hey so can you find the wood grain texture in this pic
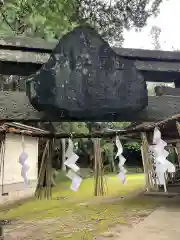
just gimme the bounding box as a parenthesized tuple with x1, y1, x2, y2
(0, 91, 180, 121)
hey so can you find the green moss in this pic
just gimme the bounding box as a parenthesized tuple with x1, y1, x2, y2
(0, 174, 159, 239)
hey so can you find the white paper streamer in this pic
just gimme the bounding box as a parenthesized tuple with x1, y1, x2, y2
(151, 128, 175, 192)
(115, 136, 127, 184)
(65, 138, 82, 191)
(19, 136, 29, 186)
(70, 175, 82, 192)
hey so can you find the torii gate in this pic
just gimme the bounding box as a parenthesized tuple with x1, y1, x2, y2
(0, 29, 180, 122)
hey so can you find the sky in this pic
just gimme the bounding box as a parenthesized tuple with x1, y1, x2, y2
(123, 0, 180, 50)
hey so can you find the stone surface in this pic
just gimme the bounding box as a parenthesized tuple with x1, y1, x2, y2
(26, 26, 148, 120)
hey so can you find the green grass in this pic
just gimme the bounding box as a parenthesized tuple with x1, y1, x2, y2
(0, 173, 159, 239)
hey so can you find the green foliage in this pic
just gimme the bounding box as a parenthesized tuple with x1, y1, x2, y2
(124, 142, 140, 152)
(0, 0, 163, 42)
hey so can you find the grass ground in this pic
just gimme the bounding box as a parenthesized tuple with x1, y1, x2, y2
(0, 173, 160, 240)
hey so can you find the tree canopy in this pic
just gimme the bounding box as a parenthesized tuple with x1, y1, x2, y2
(0, 0, 164, 43)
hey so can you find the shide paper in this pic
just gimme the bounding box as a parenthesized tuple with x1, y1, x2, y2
(151, 127, 175, 191)
(19, 151, 29, 186)
(65, 139, 82, 191)
(116, 136, 127, 184)
(70, 175, 82, 192)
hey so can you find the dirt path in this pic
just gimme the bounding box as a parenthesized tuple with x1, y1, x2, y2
(98, 199, 180, 240)
(3, 195, 180, 240)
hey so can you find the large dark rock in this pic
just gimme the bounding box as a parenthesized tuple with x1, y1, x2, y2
(26, 26, 148, 121)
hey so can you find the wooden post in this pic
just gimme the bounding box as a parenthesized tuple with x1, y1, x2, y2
(140, 132, 157, 192)
(35, 140, 49, 199)
(93, 138, 106, 196)
(0, 225, 3, 240)
(140, 144, 149, 191)
(175, 142, 180, 166)
(61, 139, 66, 171)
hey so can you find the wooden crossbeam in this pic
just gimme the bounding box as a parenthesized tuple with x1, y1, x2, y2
(155, 86, 180, 96)
(0, 49, 180, 76)
(1, 91, 180, 121)
(1, 37, 180, 62)
(1, 49, 179, 72)
(0, 37, 180, 77)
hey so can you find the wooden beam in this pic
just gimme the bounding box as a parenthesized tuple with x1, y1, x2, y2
(1, 49, 180, 71)
(0, 61, 41, 76)
(136, 96, 180, 121)
(154, 86, 180, 96)
(1, 91, 180, 121)
(1, 48, 180, 76)
(0, 49, 49, 64)
(114, 47, 180, 61)
(1, 37, 180, 62)
(0, 36, 180, 78)
(0, 37, 56, 51)
(135, 61, 180, 72)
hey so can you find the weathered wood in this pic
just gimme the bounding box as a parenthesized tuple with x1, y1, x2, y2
(135, 61, 180, 72)
(0, 49, 48, 63)
(166, 139, 180, 144)
(0, 49, 180, 72)
(155, 86, 180, 96)
(114, 47, 180, 61)
(175, 142, 180, 166)
(0, 61, 41, 76)
(0, 37, 56, 51)
(174, 80, 180, 88)
(137, 96, 180, 121)
(0, 91, 42, 120)
(140, 144, 150, 191)
(141, 132, 157, 192)
(2, 37, 180, 61)
(1, 49, 180, 72)
(0, 36, 180, 78)
(1, 92, 180, 121)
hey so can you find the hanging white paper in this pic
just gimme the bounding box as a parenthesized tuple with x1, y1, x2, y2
(19, 154, 29, 185)
(70, 175, 82, 192)
(65, 139, 74, 158)
(66, 169, 78, 180)
(65, 138, 83, 191)
(151, 127, 175, 192)
(118, 155, 126, 167)
(64, 153, 79, 167)
(164, 159, 175, 173)
(67, 163, 80, 172)
(118, 171, 127, 184)
(157, 171, 166, 185)
(115, 137, 123, 158)
(19, 151, 28, 165)
(115, 136, 127, 184)
(153, 127, 161, 144)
